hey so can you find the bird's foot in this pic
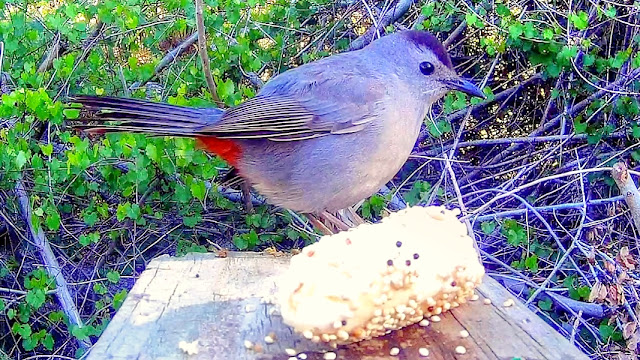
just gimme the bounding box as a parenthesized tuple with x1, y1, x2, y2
(306, 213, 334, 235)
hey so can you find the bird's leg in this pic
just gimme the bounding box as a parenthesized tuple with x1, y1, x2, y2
(341, 207, 365, 226)
(305, 213, 334, 235)
(240, 180, 254, 214)
(319, 211, 351, 232)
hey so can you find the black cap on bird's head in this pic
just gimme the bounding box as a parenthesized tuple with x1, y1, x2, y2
(400, 30, 485, 99)
(402, 30, 454, 70)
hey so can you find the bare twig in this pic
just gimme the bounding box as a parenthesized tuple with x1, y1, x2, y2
(443, 20, 467, 48)
(421, 131, 630, 155)
(612, 162, 640, 237)
(37, 33, 62, 73)
(460, 67, 640, 183)
(195, 0, 222, 105)
(15, 180, 90, 350)
(153, 32, 199, 77)
(349, 0, 418, 51)
(473, 196, 624, 221)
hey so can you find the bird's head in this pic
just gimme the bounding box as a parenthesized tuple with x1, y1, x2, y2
(370, 30, 485, 104)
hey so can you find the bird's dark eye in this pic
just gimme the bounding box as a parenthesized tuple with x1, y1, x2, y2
(419, 61, 434, 76)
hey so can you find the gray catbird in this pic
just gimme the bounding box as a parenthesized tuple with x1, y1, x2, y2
(70, 30, 484, 215)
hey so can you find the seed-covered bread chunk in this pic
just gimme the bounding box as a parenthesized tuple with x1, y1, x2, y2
(277, 206, 485, 345)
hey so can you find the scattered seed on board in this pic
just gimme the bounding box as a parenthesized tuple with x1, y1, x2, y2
(483, 298, 492, 305)
(245, 304, 257, 313)
(298, 353, 308, 359)
(243, 340, 253, 349)
(419, 319, 430, 327)
(264, 335, 274, 344)
(460, 330, 469, 338)
(470, 294, 479, 301)
(323, 352, 337, 360)
(418, 347, 430, 357)
(303, 330, 313, 339)
(455, 345, 467, 354)
(285, 348, 297, 356)
(503, 298, 515, 307)
(289, 357, 298, 360)
(430, 315, 441, 322)
(390, 347, 400, 356)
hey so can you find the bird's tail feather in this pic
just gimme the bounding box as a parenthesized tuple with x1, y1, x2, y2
(67, 95, 223, 136)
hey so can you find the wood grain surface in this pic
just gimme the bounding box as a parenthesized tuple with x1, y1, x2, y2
(87, 252, 589, 360)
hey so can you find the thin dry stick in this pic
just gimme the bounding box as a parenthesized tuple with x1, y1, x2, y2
(612, 162, 640, 240)
(349, 0, 417, 50)
(15, 180, 90, 350)
(151, 32, 199, 82)
(37, 33, 61, 73)
(467, 167, 615, 218)
(1, 40, 5, 73)
(195, 0, 222, 104)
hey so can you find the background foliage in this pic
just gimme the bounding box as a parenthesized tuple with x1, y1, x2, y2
(1, 0, 640, 358)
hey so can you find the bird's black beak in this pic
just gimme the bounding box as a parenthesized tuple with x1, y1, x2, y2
(444, 78, 486, 99)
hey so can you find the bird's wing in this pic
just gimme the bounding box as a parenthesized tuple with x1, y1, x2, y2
(202, 71, 387, 141)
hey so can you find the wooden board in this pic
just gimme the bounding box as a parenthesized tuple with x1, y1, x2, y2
(87, 252, 589, 360)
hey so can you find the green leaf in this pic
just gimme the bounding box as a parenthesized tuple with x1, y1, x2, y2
(538, 298, 553, 311)
(465, 13, 482, 28)
(79, 233, 100, 247)
(286, 228, 300, 241)
(145, 143, 159, 162)
(190, 181, 206, 201)
(524, 254, 539, 273)
(42, 333, 54, 350)
(176, 240, 207, 256)
(93, 283, 108, 295)
(183, 214, 202, 227)
(573, 118, 588, 134)
(22, 335, 39, 351)
(233, 234, 249, 250)
(71, 325, 89, 340)
(40, 143, 53, 156)
(508, 23, 523, 39)
(604, 6, 617, 18)
(583, 54, 595, 67)
(116, 203, 129, 222)
(481, 221, 496, 235)
(501, 219, 527, 246)
(45, 209, 61, 231)
(599, 323, 616, 342)
(577, 285, 591, 300)
(496, 4, 511, 17)
(126, 203, 141, 220)
(13, 322, 32, 338)
(83, 211, 99, 227)
(106, 270, 120, 284)
(63, 108, 80, 119)
(216, 79, 235, 101)
(428, 119, 452, 138)
(405, 181, 432, 206)
(26, 289, 46, 309)
(15, 150, 27, 169)
(113, 290, 127, 310)
(48, 311, 64, 323)
(570, 11, 589, 30)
